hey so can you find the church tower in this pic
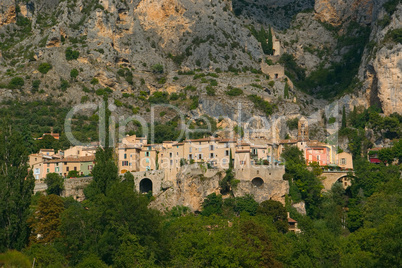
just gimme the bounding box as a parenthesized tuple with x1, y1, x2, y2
(298, 117, 309, 141)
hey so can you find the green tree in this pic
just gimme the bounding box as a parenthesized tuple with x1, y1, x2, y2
(45, 173, 64, 195)
(8, 77, 24, 89)
(267, 25, 274, 55)
(341, 105, 347, 129)
(67, 170, 80, 178)
(70, 68, 79, 79)
(27, 195, 65, 245)
(0, 125, 35, 252)
(65, 47, 80, 60)
(0, 250, 31, 268)
(38, 63, 52, 74)
(201, 193, 223, 216)
(378, 147, 395, 164)
(257, 200, 288, 233)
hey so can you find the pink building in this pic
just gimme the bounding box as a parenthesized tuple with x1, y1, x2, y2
(305, 141, 330, 166)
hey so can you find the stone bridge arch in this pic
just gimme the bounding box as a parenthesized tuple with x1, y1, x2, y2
(322, 172, 354, 191)
(131, 170, 165, 196)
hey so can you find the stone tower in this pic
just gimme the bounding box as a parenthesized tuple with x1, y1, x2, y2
(298, 117, 309, 141)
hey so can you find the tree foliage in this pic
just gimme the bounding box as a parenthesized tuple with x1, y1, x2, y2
(0, 125, 35, 252)
(45, 173, 64, 195)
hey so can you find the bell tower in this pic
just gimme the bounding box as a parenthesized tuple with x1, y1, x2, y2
(298, 117, 309, 141)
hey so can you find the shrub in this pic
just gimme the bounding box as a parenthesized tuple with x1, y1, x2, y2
(385, 28, 402, 44)
(158, 77, 166, 84)
(286, 118, 299, 130)
(184, 85, 197, 92)
(38, 63, 52, 74)
(225, 86, 243, 96)
(190, 96, 199, 110)
(8, 77, 24, 89)
(169, 93, 179, 101)
(114, 99, 123, 107)
(148, 91, 169, 104)
(70, 68, 79, 78)
(81, 96, 89, 103)
(248, 94, 274, 116)
(151, 64, 164, 74)
(32, 80, 41, 92)
(206, 86, 216, 96)
(90, 78, 99, 85)
(65, 47, 80, 60)
(60, 79, 69, 91)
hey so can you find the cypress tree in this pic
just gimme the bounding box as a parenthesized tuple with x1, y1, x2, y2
(341, 106, 347, 129)
(267, 25, 273, 55)
(0, 123, 35, 251)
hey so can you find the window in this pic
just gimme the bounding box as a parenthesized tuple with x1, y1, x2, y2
(225, 143, 229, 148)
(198, 147, 202, 152)
(35, 158, 37, 161)
(124, 154, 127, 159)
(225, 150, 229, 156)
(210, 145, 214, 151)
(170, 153, 173, 158)
(198, 154, 203, 160)
(47, 168, 49, 173)
(240, 161, 245, 165)
(146, 158, 149, 163)
(275, 73, 278, 79)
(341, 158, 346, 165)
(189, 147, 192, 153)
(145, 152, 150, 157)
(189, 154, 193, 159)
(210, 153, 214, 158)
(55, 167, 59, 172)
(47, 163, 50, 167)
(122, 161, 128, 166)
(316, 155, 320, 161)
(74, 167, 77, 171)
(222, 158, 228, 164)
(170, 160, 173, 165)
(66, 167, 70, 172)
(309, 155, 312, 161)
(89, 165, 93, 170)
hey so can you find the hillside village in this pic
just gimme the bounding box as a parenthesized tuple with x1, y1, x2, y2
(30, 116, 355, 201)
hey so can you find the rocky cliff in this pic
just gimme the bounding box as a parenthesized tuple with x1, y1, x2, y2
(0, 0, 400, 132)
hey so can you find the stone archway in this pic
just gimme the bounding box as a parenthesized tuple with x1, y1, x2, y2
(140, 178, 153, 194)
(252, 177, 264, 187)
(337, 175, 351, 189)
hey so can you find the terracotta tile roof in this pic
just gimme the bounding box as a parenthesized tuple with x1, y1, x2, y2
(279, 140, 298, 144)
(288, 218, 297, 223)
(368, 147, 382, 151)
(45, 155, 95, 163)
(236, 150, 250, 153)
(306, 141, 328, 147)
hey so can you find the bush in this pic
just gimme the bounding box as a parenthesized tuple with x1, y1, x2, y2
(225, 86, 243, 96)
(114, 99, 123, 107)
(60, 79, 69, 91)
(8, 77, 24, 89)
(286, 118, 299, 130)
(189, 96, 199, 110)
(184, 85, 197, 92)
(206, 86, 216, 96)
(385, 28, 402, 44)
(70, 68, 79, 78)
(151, 64, 164, 74)
(148, 91, 169, 104)
(32, 80, 41, 92)
(65, 47, 80, 60)
(90, 78, 99, 85)
(248, 94, 274, 116)
(38, 63, 52, 74)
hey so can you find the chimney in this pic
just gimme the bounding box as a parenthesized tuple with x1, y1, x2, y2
(287, 212, 290, 218)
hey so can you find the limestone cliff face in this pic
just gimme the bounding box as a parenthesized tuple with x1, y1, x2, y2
(0, 0, 16, 26)
(150, 165, 289, 213)
(359, 3, 402, 115)
(314, 0, 387, 26)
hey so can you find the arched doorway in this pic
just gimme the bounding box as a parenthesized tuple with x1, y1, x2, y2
(140, 178, 153, 194)
(252, 177, 264, 187)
